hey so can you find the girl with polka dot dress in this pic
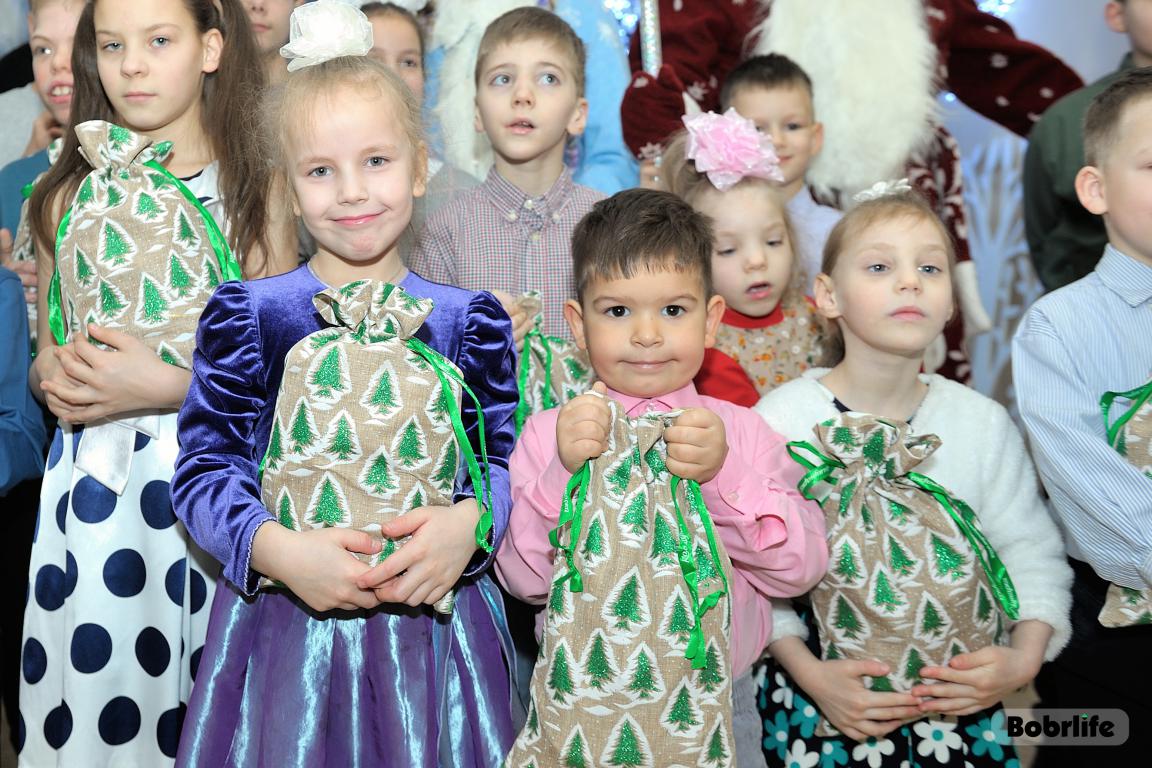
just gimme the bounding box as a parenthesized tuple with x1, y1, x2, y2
(19, 1, 285, 765)
(662, 109, 825, 409)
(170, 3, 518, 765)
(752, 190, 1071, 767)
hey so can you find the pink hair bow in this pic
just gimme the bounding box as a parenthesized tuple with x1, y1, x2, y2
(683, 108, 784, 191)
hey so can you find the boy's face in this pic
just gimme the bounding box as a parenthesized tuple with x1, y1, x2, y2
(244, 0, 303, 58)
(564, 264, 724, 398)
(727, 85, 823, 195)
(1077, 96, 1152, 265)
(474, 37, 588, 167)
(29, 0, 82, 126)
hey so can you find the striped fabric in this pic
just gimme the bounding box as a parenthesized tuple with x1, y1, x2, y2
(410, 166, 604, 339)
(1012, 245, 1152, 589)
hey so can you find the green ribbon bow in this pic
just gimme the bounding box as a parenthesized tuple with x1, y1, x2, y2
(786, 439, 1020, 621)
(1101, 380, 1152, 457)
(46, 159, 241, 348)
(550, 444, 729, 669)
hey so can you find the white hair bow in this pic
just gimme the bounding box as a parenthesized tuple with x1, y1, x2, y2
(852, 178, 914, 204)
(280, 0, 374, 73)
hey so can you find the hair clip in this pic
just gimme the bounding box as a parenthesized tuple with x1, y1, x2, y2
(852, 178, 914, 204)
(281, 0, 374, 73)
(682, 108, 784, 191)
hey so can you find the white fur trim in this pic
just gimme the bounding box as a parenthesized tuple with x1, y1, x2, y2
(431, 0, 533, 178)
(954, 259, 993, 336)
(752, 0, 939, 198)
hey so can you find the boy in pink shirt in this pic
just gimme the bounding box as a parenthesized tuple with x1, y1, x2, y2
(496, 188, 828, 767)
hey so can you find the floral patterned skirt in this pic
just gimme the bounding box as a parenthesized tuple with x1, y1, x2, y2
(755, 617, 1018, 768)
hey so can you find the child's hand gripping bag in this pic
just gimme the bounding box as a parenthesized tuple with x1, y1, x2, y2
(787, 414, 1020, 736)
(1096, 379, 1152, 627)
(512, 291, 594, 432)
(505, 399, 736, 768)
(44, 120, 240, 494)
(259, 279, 494, 614)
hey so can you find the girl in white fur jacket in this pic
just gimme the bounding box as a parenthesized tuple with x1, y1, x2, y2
(752, 188, 1071, 767)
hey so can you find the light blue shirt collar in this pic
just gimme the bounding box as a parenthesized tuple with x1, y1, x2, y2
(1097, 244, 1152, 307)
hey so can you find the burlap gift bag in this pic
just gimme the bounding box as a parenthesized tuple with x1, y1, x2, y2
(46, 120, 239, 367)
(1097, 379, 1152, 627)
(787, 414, 1020, 736)
(513, 291, 594, 432)
(258, 280, 494, 612)
(505, 400, 735, 768)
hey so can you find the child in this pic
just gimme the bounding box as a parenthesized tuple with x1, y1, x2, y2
(756, 189, 1071, 765)
(663, 108, 825, 407)
(243, 0, 303, 85)
(171, 4, 519, 765)
(361, 1, 479, 256)
(1023, 0, 1149, 292)
(18, 1, 283, 765)
(720, 53, 841, 288)
(411, 6, 604, 343)
(497, 188, 828, 767)
(1013, 68, 1152, 765)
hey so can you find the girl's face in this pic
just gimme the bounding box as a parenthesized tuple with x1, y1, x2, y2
(30, 0, 82, 126)
(368, 14, 424, 106)
(816, 214, 954, 361)
(94, 0, 222, 137)
(290, 85, 425, 280)
(694, 185, 794, 317)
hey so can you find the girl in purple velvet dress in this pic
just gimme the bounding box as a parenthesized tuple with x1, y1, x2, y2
(170, 4, 518, 765)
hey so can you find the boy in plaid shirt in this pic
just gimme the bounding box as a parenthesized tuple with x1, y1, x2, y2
(411, 7, 604, 343)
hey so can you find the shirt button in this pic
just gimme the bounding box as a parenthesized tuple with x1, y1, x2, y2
(524, 199, 535, 209)
(507, 211, 517, 221)
(727, 492, 740, 503)
(552, 213, 561, 222)
(531, 232, 541, 242)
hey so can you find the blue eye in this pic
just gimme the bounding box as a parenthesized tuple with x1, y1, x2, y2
(101, 41, 122, 53)
(366, 156, 389, 168)
(920, 264, 943, 275)
(151, 36, 170, 48)
(867, 263, 888, 273)
(490, 73, 511, 86)
(307, 166, 331, 178)
(539, 72, 560, 86)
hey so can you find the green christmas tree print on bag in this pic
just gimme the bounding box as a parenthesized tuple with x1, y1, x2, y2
(505, 399, 735, 768)
(786, 414, 1020, 736)
(512, 291, 594, 433)
(44, 120, 240, 367)
(1096, 379, 1152, 627)
(258, 280, 494, 615)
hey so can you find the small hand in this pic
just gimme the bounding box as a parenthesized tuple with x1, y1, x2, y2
(912, 645, 1039, 717)
(253, 523, 381, 612)
(491, 289, 531, 352)
(556, 381, 611, 473)
(24, 110, 62, 157)
(356, 499, 482, 607)
(39, 324, 190, 422)
(800, 658, 923, 742)
(664, 407, 727, 483)
(0, 228, 36, 305)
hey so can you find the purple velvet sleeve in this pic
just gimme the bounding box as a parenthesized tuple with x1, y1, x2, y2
(172, 281, 273, 595)
(454, 290, 518, 576)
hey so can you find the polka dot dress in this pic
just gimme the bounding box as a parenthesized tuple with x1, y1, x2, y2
(18, 167, 223, 767)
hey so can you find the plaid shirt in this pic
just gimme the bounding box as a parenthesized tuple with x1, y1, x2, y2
(411, 166, 604, 338)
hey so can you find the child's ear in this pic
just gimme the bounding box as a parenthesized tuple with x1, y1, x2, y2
(813, 273, 841, 320)
(201, 28, 224, 75)
(810, 121, 825, 157)
(473, 101, 484, 134)
(703, 294, 725, 349)
(1075, 165, 1108, 215)
(564, 298, 588, 350)
(566, 97, 589, 137)
(1105, 1, 1127, 34)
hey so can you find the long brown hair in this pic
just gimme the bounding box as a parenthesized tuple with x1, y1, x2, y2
(31, 0, 273, 275)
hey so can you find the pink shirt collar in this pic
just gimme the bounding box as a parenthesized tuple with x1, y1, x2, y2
(605, 382, 701, 417)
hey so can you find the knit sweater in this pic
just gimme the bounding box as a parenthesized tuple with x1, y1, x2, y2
(753, 369, 1073, 661)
